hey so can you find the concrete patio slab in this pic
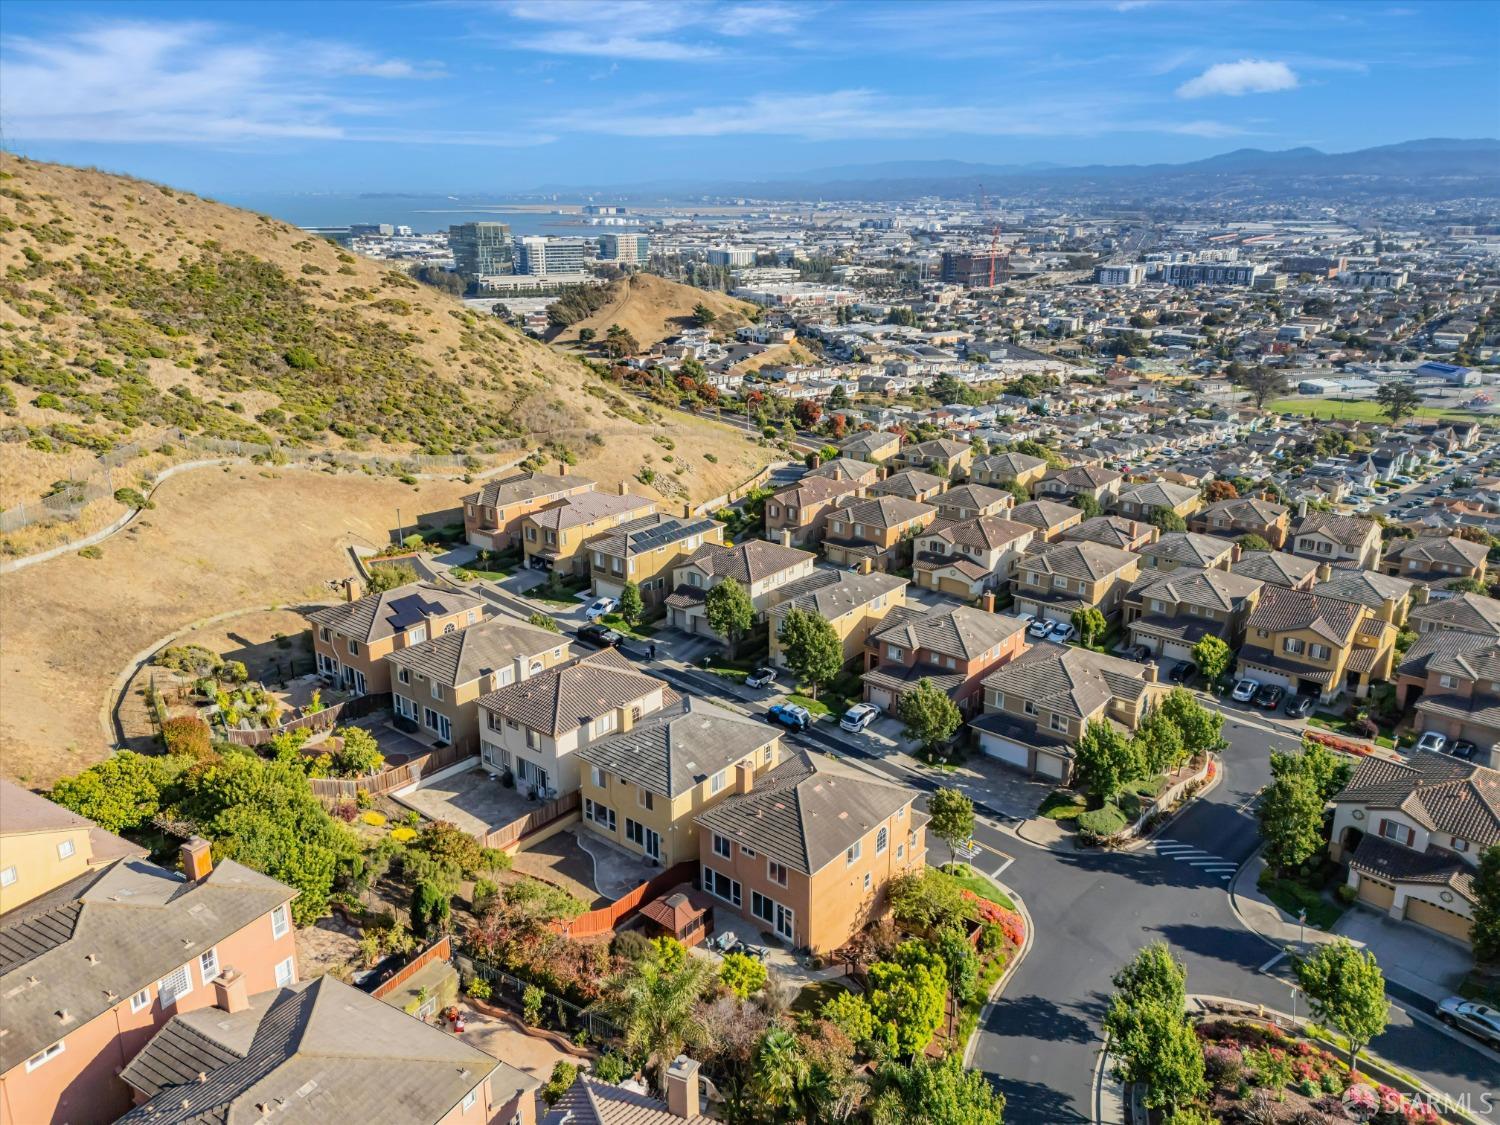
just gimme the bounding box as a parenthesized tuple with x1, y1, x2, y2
(396, 764, 540, 837)
(572, 828, 663, 900)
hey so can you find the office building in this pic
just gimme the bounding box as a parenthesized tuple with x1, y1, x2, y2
(516, 237, 588, 276)
(449, 222, 512, 278)
(940, 251, 993, 288)
(706, 246, 755, 267)
(599, 232, 651, 264)
(1094, 263, 1146, 287)
(1159, 262, 1263, 288)
(1341, 268, 1409, 290)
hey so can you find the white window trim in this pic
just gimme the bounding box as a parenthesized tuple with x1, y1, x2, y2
(130, 987, 152, 1013)
(271, 903, 291, 939)
(275, 957, 296, 988)
(199, 947, 220, 985)
(158, 964, 193, 1009)
(57, 839, 76, 860)
(1, 865, 16, 887)
(462, 1089, 478, 1112)
(24, 1042, 65, 1073)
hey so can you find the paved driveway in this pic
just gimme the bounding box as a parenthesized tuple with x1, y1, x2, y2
(1334, 906, 1473, 1004)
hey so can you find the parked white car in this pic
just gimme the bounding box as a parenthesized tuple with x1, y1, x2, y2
(1231, 678, 1261, 703)
(584, 597, 617, 620)
(1437, 998, 1500, 1047)
(1415, 731, 1448, 754)
(840, 703, 880, 733)
(745, 667, 777, 689)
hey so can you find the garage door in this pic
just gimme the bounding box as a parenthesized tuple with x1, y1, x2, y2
(1357, 874, 1395, 911)
(868, 687, 894, 711)
(594, 578, 624, 599)
(979, 732, 1029, 768)
(1036, 751, 1066, 779)
(1405, 896, 1473, 942)
(1162, 640, 1194, 662)
(1244, 664, 1294, 690)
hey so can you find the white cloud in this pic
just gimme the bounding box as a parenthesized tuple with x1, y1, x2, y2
(0, 20, 535, 146)
(496, 0, 809, 60)
(1176, 59, 1299, 99)
(552, 88, 1244, 141)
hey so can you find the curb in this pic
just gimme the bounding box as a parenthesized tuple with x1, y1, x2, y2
(1226, 843, 1288, 956)
(1114, 753, 1223, 854)
(963, 876, 1034, 1068)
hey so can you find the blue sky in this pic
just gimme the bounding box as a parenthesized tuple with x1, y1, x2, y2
(1, 0, 1496, 195)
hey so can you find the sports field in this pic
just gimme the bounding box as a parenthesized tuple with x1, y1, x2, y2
(1264, 397, 1492, 423)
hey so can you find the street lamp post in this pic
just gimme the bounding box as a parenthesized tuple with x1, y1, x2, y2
(396, 507, 403, 545)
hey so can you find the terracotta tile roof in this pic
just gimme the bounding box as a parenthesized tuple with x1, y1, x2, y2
(925, 515, 1034, 555)
(1245, 584, 1362, 644)
(1334, 751, 1500, 846)
(477, 649, 670, 736)
(694, 751, 917, 875)
(306, 583, 485, 643)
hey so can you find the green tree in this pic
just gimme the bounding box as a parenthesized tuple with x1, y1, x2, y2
(776, 607, 844, 699)
(868, 945, 946, 1057)
(1156, 688, 1227, 761)
(50, 751, 178, 834)
(1232, 366, 1290, 410)
(692, 302, 717, 327)
(820, 990, 878, 1046)
(1074, 718, 1140, 804)
(1271, 737, 1353, 802)
(526, 611, 560, 633)
(1076, 491, 1103, 519)
(618, 581, 644, 627)
(330, 726, 385, 777)
(1000, 479, 1030, 504)
(1150, 507, 1187, 533)
(1133, 707, 1185, 775)
(936, 926, 980, 1024)
(896, 678, 963, 758)
(887, 868, 968, 932)
(161, 716, 214, 760)
(1294, 939, 1389, 1073)
(705, 578, 755, 657)
(1190, 636, 1231, 686)
(601, 937, 714, 1093)
(871, 1052, 1006, 1125)
(1109, 1000, 1208, 1112)
(1108, 941, 1188, 1014)
(1258, 771, 1326, 874)
(828, 384, 849, 409)
(751, 1027, 809, 1115)
(927, 788, 976, 865)
(719, 951, 767, 998)
(366, 562, 418, 594)
(1237, 533, 1273, 552)
(577, 327, 596, 344)
(1071, 606, 1107, 648)
(1375, 380, 1422, 426)
(1471, 844, 1500, 965)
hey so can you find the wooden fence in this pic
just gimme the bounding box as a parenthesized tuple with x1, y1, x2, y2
(559, 860, 698, 940)
(224, 692, 392, 748)
(310, 741, 473, 801)
(481, 791, 581, 851)
(372, 935, 452, 1001)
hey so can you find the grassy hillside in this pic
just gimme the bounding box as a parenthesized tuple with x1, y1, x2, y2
(0, 158, 770, 526)
(551, 272, 757, 349)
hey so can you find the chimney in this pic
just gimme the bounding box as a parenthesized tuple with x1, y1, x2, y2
(665, 1056, 700, 1119)
(181, 837, 213, 882)
(557, 461, 568, 476)
(513, 654, 528, 683)
(858, 557, 874, 575)
(736, 760, 755, 794)
(1297, 499, 1308, 519)
(214, 967, 249, 1014)
(345, 576, 357, 603)
(619, 706, 635, 733)
(780, 528, 793, 548)
(810, 452, 822, 469)
(1143, 660, 1159, 683)
(682, 501, 694, 519)
(981, 592, 996, 613)
(1316, 563, 1332, 582)
(619, 481, 630, 496)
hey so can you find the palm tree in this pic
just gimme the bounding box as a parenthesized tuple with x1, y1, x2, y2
(601, 940, 713, 1094)
(752, 1028, 810, 1118)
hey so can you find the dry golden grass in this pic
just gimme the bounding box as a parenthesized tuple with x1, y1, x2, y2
(551, 272, 756, 349)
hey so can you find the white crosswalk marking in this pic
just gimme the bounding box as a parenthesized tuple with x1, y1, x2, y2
(1151, 838, 1240, 881)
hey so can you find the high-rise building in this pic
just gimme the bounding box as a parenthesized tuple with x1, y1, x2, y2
(599, 232, 651, 264)
(706, 247, 755, 267)
(1094, 263, 1146, 287)
(515, 236, 588, 276)
(939, 251, 991, 288)
(449, 222, 512, 277)
(1159, 262, 1263, 288)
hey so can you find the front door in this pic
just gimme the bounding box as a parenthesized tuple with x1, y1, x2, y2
(775, 903, 794, 942)
(351, 668, 367, 695)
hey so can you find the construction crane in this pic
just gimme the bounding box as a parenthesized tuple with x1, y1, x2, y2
(988, 223, 1002, 288)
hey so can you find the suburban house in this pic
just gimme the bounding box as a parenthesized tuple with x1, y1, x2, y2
(0, 801, 297, 1125)
(838, 430, 902, 463)
(763, 475, 864, 549)
(806, 456, 882, 487)
(664, 539, 817, 638)
(867, 469, 947, 504)
(1113, 481, 1202, 523)
(1064, 515, 1158, 552)
(1231, 550, 1325, 591)
(385, 616, 571, 753)
(973, 646, 1161, 781)
(1329, 752, 1499, 945)
(462, 470, 596, 551)
(1402, 638, 1500, 768)
(546, 1067, 711, 1124)
(584, 513, 726, 610)
(822, 495, 938, 572)
(476, 648, 675, 798)
(694, 751, 927, 953)
(1135, 531, 1239, 573)
(1011, 540, 1141, 624)
(1315, 570, 1415, 627)
(970, 451, 1049, 489)
(1009, 499, 1086, 542)
(1395, 631, 1500, 709)
(767, 570, 908, 668)
(1290, 513, 1383, 570)
(0, 779, 143, 915)
(1236, 585, 1397, 702)
(932, 482, 1014, 522)
(1409, 591, 1500, 638)
(1122, 567, 1264, 667)
(520, 489, 659, 575)
(913, 516, 1036, 599)
(1034, 465, 1124, 506)
(1188, 497, 1292, 548)
(893, 438, 974, 479)
(1382, 535, 1489, 588)
(307, 583, 486, 697)
(117, 974, 537, 1125)
(862, 604, 1029, 715)
(576, 696, 782, 867)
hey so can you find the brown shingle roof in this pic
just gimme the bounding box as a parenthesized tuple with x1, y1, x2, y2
(1137, 532, 1235, 568)
(462, 471, 591, 508)
(1294, 511, 1379, 548)
(1388, 535, 1490, 569)
(575, 696, 777, 798)
(678, 540, 814, 585)
(869, 604, 1027, 661)
(1063, 515, 1154, 550)
(385, 616, 565, 688)
(1117, 480, 1198, 509)
(1010, 499, 1083, 533)
(1244, 584, 1362, 644)
(1231, 550, 1322, 588)
(1021, 540, 1137, 581)
(306, 583, 485, 644)
(973, 452, 1047, 479)
(1127, 566, 1263, 611)
(828, 494, 936, 533)
(477, 648, 670, 736)
(1409, 591, 1500, 637)
(982, 644, 1149, 721)
(1196, 496, 1289, 524)
(867, 470, 945, 501)
(1333, 751, 1500, 846)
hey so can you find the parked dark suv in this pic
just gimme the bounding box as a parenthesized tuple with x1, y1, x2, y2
(1283, 694, 1315, 719)
(1253, 683, 1285, 711)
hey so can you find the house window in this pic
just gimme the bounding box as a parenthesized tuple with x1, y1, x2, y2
(887, 644, 903, 661)
(763, 745, 774, 765)
(271, 903, 290, 939)
(467, 609, 478, 624)
(863, 872, 873, 891)
(1439, 674, 1457, 689)
(585, 799, 616, 832)
(846, 841, 862, 866)
(409, 625, 427, 645)
(275, 958, 296, 988)
(199, 948, 220, 985)
(424, 709, 452, 743)
(24, 1042, 65, 1073)
(395, 694, 417, 721)
(158, 964, 193, 1008)
(1378, 819, 1415, 847)
(1024, 700, 1037, 716)
(897, 843, 905, 859)
(768, 861, 788, 886)
(876, 827, 888, 855)
(319, 627, 331, 642)
(741, 845, 756, 858)
(591, 766, 607, 788)
(1150, 599, 1166, 613)
(1452, 837, 1469, 853)
(752, 891, 776, 924)
(57, 839, 75, 860)
(713, 834, 732, 859)
(1283, 638, 1305, 655)
(703, 866, 741, 906)
(431, 682, 445, 701)
(593, 713, 617, 738)
(638, 789, 654, 811)
(348, 639, 361, 657)
(130, 988, 152, 1013)
(1050, 713, 1067, 733)
(1309, 644, 1330, 661)
(1028, 573, 1041, 586)
(462, 1089, 478, 1113)
(711, 770, 727, 794)
(1053, 575, 1068, 589)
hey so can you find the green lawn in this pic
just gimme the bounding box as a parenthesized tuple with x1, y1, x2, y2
(791, 979, 851, 1015)
(1265, 397, 1488, 423)
(596, 612, 657, 640)
(938, 863, 1016, 912)
(1259, 874, 1346, 931)
(454, 566, 509, 581)
(1037, 790, 1087, 822)
(787, 694, 832, 718)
